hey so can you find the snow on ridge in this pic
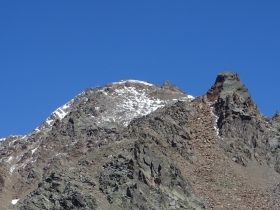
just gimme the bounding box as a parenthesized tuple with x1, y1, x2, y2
(113, 86, 166, 126)
(112, 80, 154, 86)
(0, 135, 21, 143)
(46, 119, 54, 126)
(52, 101, 71, 120)
(97, 85, 193, 126)
(53, 108, 67, 119)
(30, 80, 194, 134)
(31, 89, 93, 134)
(176, 95, 195, 102)
(33, 99, 74, 133)
(187, 95, 195, 99)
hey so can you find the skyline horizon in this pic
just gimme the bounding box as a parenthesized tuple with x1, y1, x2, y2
(1, 1, 279, 137)
(1, 71, 278, 138)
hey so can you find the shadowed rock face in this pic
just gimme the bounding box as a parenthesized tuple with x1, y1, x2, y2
(1, 80, 199, 209)
(99, 144, 204, 210)
(205, 72, 253, 106)
(16, 170, 98, 210)
(205, 72, 280, 179)
(206, 72, 239, 101)
(205, 71, 258, 124)
(15, 100, 205, 210)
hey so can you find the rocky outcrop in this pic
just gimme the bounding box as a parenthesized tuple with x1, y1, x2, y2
(205, 71, 257, 118)
(161, 80, 182, 93)
(204, 72, 280, 173)
(0, 80, 194, 209)
(15, 100, 205, 210)
(16, 170, 97, 210)
(205, 72, 251, 103)
(99, 144, 204, 210)
(272, 111, 280, 122)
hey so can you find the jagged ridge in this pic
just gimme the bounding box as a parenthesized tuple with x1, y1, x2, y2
(1, 74, 280, 210)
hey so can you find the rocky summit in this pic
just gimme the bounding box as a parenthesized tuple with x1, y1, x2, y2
(0, 74, 280, 210)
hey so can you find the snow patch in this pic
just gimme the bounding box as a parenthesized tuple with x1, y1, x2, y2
(71, 141, 77, 146)
(5, 156, 13, 162)
(11, 198, 20, 205)
(34, 128, 40, 133)
(54, 108, 67, 119)
(51, 101, 71, 119)
(31, 146, 38, 155)
(112, 80, 154, 86)
(177, 95, 195, 102)
(99, 86, 167, 126)
(46, 119, 54, 126)
(10, 165, 16, 173)
(31, 157, 37, 163)
(187, 95, 195, 99)
(94, 84, 196, 127)
(210, 106, 220, 136)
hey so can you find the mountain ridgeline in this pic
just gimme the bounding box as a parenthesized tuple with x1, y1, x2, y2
(0, 73, 280, 210)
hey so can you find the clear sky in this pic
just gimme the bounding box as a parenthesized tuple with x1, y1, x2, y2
(1, 1, 279, 137)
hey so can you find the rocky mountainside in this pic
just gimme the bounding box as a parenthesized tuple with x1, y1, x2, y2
(0, 73, 280, 210)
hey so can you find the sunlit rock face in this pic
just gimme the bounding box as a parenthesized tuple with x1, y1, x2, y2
(1, 74, 280, 209)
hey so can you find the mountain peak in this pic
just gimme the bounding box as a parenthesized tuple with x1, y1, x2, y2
(272, 111, 280, 122)
(1, 76, 280, 209)
(111, 80, 153, 86)
(161, 80, 181, 92)
(204, 71, 258, 112)
(205, 71, 250, 102)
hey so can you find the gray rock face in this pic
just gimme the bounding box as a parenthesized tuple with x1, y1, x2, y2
(161, 80, 181, 92)
(206, 72, 250, 102)
(268, 138, 280, 151)
(99, 144, 204, 210)
(15, 170, 98, 210)
(272, 111, 280, 122)
(0, 80, 198, 209)
(1, 75, 280, 209)
(204, 72, 280, 173)
(13, 98, 205, 210)
(0, 80, 191, 206)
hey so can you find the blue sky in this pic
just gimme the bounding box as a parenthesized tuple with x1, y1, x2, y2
(1, 1, 279, 137)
